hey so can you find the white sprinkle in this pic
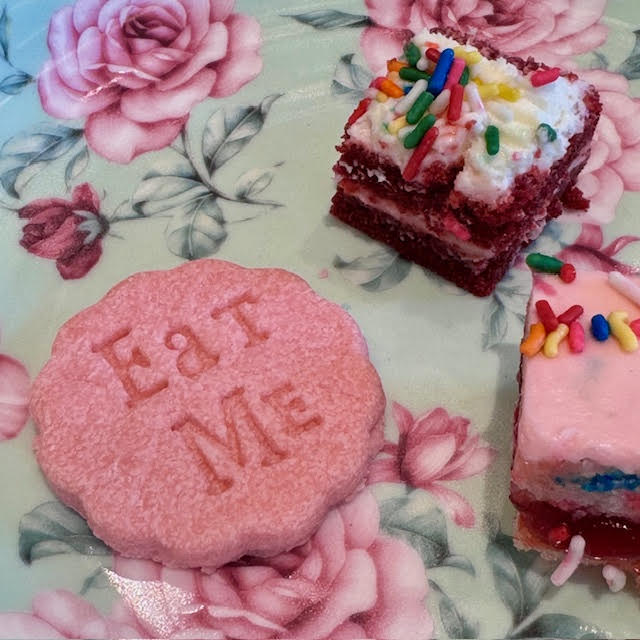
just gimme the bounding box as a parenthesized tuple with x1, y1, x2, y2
(602, 564, 626, 593)
(397, 125, 414, 140)
(608, 271, 640, 309)
(417, 57, 429, 71)
(464, 81, 485, 113)
(488, 101, 513, 122)
(430, 89, 451, 115)
(550, 535, 585, 587)
(394, 79, 428, 115)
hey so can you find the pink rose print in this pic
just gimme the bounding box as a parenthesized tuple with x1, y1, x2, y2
(569, 70, 640, 225)
(38, 0, 262, 164)
(558, 223, 640, 275)
(0, 589, 139, 639)
(369, 403, 496, 528)
(106, 491, 433, 639)
(18, 183, 107, 280)
(0, 331, 30, 442)
(361, 0, 608, 74)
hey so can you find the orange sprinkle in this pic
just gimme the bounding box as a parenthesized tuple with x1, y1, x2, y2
(520, 322, 546, 357)
(387, 58, 408, 72)
(387, 70, 400, 84)
(425, 41, 440, 49)
(379, 78, 404, 98)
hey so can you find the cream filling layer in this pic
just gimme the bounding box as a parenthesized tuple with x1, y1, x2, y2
(339, 181, 494, 261)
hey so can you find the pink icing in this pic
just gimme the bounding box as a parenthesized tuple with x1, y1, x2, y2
(517, 270, 640, 470)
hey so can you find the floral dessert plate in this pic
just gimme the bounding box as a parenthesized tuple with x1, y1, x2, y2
(1, 0, 640, 638)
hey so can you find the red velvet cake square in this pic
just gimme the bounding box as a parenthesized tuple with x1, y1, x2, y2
(331, 28, 601, 296)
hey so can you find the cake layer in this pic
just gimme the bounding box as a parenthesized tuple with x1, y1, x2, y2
(511, 458, 640, 525)
(512, 490, 640, 564)
(331, 188, 551, 296)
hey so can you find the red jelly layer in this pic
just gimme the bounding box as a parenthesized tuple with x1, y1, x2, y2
(511, 491, 640, 560)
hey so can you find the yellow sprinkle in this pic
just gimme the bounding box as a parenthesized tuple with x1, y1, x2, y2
(388, 115, 408, 135)
(454, 47, 482, 65)
(498, 84, 522, 102)
(477, 83, 499, 100)
(543, 323, 569, 358)
(453, 46, 467, 60)
(608, 311, 639, 352)
(466, 51, 482, 65)
(376, 91, 388, 103)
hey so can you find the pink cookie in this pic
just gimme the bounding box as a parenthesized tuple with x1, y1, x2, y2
(31, 259, 385, 568)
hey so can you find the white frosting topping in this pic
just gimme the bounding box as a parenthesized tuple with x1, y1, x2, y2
(347, 30, 589, 206)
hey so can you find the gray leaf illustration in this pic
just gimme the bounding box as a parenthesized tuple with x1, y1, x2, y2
(165, 194, 227, 260)
(334, 248, 411, 291)
(234, 166, 276, 200)
(64, 146, 89, 189)
(0, 6, 8, 62)
(19, 502, 111, 564)
(284, 10, 371, 30)
(590, 51, 609, 71)
(80, 566, 111, 595)
(439, 592, 479, 638)
(202, 94, 281, 175)
(429, 580, 479, 638)
(332, 53, 373, 97)
(0, 71, 32, 95)
(133, 175, 208, 216)
(0, 124, 83, 197)
(510, 614, 608, 639)
(482, 295, 508, 351)
(440, 553, 476, 576)
(487, 532, 551, 627)
(618, 29, 640, 79)
(380, 497, 474, 571)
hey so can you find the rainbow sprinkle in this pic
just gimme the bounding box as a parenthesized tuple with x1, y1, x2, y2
(345, 33, 572, 191)
(403, 113, 436, 148)
(485, 125, 500, 155)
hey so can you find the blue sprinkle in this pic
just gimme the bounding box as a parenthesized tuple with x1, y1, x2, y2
(591, 314, 610, 341)
(428, 48, 454, 96)
(599, 476, 614, 491)
(576, 470, 640, 492)
(624, 475, 640, 490)
(554, 477, 565, 485)
(403, 85, 412, 95)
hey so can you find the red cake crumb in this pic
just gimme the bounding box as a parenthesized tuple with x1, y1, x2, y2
(561, 185, 590, 211)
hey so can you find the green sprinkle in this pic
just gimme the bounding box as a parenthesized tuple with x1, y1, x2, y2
(399, 67, 431, 82)
(405, 42, 421, 67)
(406, 91, 434, 124)
(403, 113, 436, 149)
(485, 125, 500, 156)
(459, 66, 470, 86)
(537, 123, 557, 144)
(525, 252, 563, 274)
